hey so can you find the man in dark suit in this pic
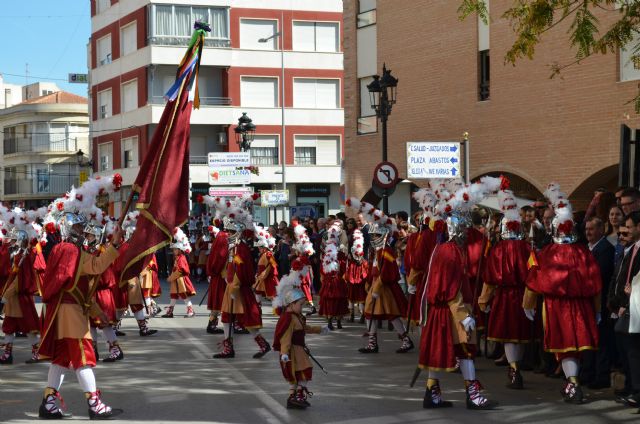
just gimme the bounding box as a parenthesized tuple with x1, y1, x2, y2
(581, 217, 616, 388)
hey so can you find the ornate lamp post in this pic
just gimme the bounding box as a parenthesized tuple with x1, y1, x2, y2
(234, 112, 256, 152)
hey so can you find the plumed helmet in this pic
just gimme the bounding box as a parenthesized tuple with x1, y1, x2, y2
(446, 212, 471, 245)
(7, 228, 28, 249)
(283, 287, 306, 306)
(59, 212, 87, 245)
(83, 223, 105, 249)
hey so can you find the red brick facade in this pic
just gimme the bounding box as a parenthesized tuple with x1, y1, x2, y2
(344, 0, 640, 208)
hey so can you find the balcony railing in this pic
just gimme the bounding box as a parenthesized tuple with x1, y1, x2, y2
(150, 96, 231, 106)
(189, 155, 207, 165)
(148, 36, 231, 48)
(4, 175, 79, 196)
(4, 136, 79, 155)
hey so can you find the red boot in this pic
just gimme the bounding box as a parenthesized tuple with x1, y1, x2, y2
(25, 343, 40, 364)
(184, 305, 195, 318)
(0, 342, 13, 365)
(253, 334, 271, 358)
(213, 338, 235, 359)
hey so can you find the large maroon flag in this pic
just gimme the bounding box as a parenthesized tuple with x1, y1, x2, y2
(120, 23, 209, 281)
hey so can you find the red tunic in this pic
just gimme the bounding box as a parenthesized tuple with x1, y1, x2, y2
(526, 243, 601, 353)
(419, 242, 474, 371)
(149, 254, 162, 297)
(319, 266, 349, 318)
(39, 243, 99, 368)
(292, 255, 314, 302)
(91, 264, 118, 327)
(206, 232, 228, 312)
(466, 227, 486, 329)
(346, 257, 368, 303)
(364, 247, 407, 320)
(221, 242, 262, 328)
(404, 228, 437, 324)
(1, 249, 44, 335)
(169, 254, 196, 299)
(482, 239, 532, 343)
(254, 251, 279, 298)
(0, 244, 11, 293)
(111, 241, 130, 310)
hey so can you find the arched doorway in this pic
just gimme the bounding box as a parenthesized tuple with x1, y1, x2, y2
(569, 164, 618, 209)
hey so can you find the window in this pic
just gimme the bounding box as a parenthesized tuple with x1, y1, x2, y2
(621, 33, 640, 82)
(97, 89, 112, 119)
(150, 5, 229, 47)
(36, 169, 50, 193)
(292, 22, 339, 52)
(295, 147, 316, 165)
(359, 0, 376, 12)
(122, 137, 138, 168)
(96, 35, 112, 66)
(478, 50, 490, 101)
(120, 22, 137, 56)
(240, 77, 278, 107)
(98, 143, 113, 171)
(240, 19, 278, 50)
(357, 0, 376, 28)
(96, 0, 110, 13)
(251, 135, 279, 165)
(294, 135, 340, 165)
(121, 79, 138, 113)
(358, 76, 377, 134)
(293, 78, 340, 109)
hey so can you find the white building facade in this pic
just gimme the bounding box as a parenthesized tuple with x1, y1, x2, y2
(89, 0, 344, 223)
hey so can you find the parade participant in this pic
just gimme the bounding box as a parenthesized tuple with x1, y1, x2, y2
(405, 188, 439, 327)
(346, 228, 368, 323)
(37, 174, 124, 419)
(212, 193, 271, 359)
(162, 228, 197, 318)
(204, 220, 227, 334)
(0, 222, 11, 321)
(524, 183, 602, 404)
(85, 219, 124, 363)
(319, 221, 349, 329)
(116, 212, 158, 336)
(347, 198, 413, 354)
(0, 208, 47, 365)
(144, 254, 162, 316)
(288, 224, 317, 316)
(417, 177, 501, 410)
(273, 268, 330, 409)
(253, 226, 279, 303)
(195, 224, 210, 283)
(478, 189, 532, 389)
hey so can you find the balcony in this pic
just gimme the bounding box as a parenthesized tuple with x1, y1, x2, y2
(4, 136, 79, 155)
(4, 174, 79, 197)
(148, 36, 231, 49)
(149, 96, 231, 106)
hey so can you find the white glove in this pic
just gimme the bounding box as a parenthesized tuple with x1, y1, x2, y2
(372, 292, 380, 299)
(321, 325, 331, 335)
(596, 312, 602, 325)
(0, 297, 6, 304)
(484, 305, 491, 313)
(524, 308, 536, 321)
(280, 354, 290, 362)
(407, 285, 417, 295)
(461, 316, 476, 333)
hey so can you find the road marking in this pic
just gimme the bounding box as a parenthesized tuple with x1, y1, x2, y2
(162, 318, 308, 424)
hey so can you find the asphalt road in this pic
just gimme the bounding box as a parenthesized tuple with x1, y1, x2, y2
(1, 280, 638, 423)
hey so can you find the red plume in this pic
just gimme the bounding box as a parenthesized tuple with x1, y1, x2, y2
(196, 194, 204, 204)
(45, 222, 57, 234)
(251, 193, 260, 200)
(112, 173, 123, 191)
(76, 194, 83, 202)
(499, 175, 510, 191)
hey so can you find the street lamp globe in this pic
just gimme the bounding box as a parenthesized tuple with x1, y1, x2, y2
(234, 112, 256, 152)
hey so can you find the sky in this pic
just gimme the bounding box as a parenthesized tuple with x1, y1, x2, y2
(0, 1, 91, 97)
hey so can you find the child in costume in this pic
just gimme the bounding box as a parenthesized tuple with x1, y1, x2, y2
(162, 228, 197, 318)
(273, 268, 330, 409)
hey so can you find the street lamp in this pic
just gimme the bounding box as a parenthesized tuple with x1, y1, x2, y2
(76, 149, 94, 167)
(258, 12, 286, 192)
(234, 112, 256, 152)
(368, 63, 398, 214)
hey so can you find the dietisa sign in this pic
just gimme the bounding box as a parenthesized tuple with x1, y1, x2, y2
(208, 168, 251, 185)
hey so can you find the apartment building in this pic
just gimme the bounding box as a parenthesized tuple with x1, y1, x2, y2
(89, 0, 344, 223)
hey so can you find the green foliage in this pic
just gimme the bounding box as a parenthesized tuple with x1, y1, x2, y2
(459, 0, 640, 110)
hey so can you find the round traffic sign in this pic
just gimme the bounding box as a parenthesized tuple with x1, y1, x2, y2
(373, 161, 399, 189)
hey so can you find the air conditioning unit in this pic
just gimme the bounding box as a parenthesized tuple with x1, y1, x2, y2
(217, 132, 227, 145)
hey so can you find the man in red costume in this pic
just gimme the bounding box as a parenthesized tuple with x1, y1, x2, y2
(524, 183, 601, 404)
(346, 199, 413, 354)
(213, 216, 271, 359)
(206, 224, 228, 334)
(478, 190, 532, 389)
(0, 227, 46, 365)
(38, 212, 124, 419)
